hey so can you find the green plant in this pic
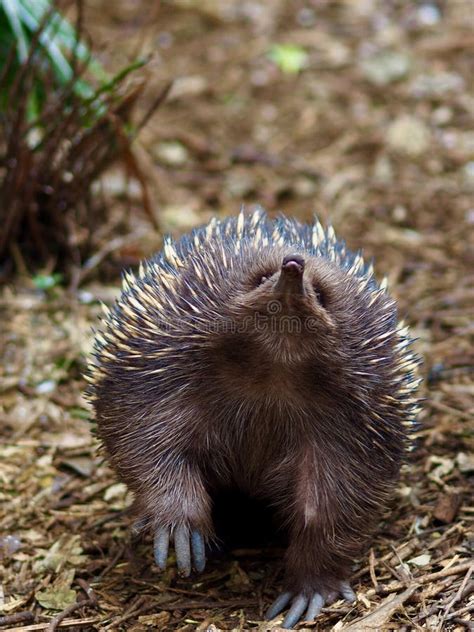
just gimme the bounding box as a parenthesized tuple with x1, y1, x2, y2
(0, 0, 168, 281)
(0, 0, 108, 114)
(268, 43, 308, 75)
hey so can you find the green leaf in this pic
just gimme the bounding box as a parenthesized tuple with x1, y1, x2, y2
(2, 0, 29, 61)
(268, 44, 308, 74)
(32, 273, 63, 290)
(0, 0, 108, 106)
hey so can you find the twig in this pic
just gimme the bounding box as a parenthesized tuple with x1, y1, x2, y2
(365, 561, 473, 598)
(97, 544, 126, 580)
(157, 598, 260, 611)
(427, 400, 474, 421)
(341, 586, 417, 631)
(76, 579, 98, 606)
(446, 602, 474, 620)
(46, 603, 86, 632)
(101, 595, 149, 631)
(369, 548, 378, 590)
(437, 564, 474, 630)
(135, 81, 173, 133)
(2, 617, 100, 632)
(0, 611, 35, 627)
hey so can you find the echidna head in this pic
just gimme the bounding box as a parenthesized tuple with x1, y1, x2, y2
(227, 251, 339, 365)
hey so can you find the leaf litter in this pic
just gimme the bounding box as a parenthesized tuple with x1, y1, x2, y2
(1, 0, 473, 630)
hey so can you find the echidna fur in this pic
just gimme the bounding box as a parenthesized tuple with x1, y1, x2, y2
(86, 207, 422, 627)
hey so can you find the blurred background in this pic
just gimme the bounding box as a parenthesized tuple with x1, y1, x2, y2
(0, 1, 473, 630)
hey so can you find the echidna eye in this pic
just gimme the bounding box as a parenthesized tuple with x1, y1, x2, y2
(313, 285, 326, 308)
(257, 273, 272, 287)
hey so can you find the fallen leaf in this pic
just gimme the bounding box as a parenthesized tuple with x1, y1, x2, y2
(36, 587, 76, 610)
(340, 586, 417, 630)
(408, 553, 432, 567)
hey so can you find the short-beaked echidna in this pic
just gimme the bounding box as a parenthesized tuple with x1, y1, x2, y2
(86, 208, 422, 629)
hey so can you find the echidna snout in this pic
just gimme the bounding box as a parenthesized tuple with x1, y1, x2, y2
(282, 253, 305, 275)
(275, 254, 306, 296)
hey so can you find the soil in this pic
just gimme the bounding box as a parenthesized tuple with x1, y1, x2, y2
(1, 1, 473, 630)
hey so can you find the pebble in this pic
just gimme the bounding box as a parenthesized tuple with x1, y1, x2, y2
(0, 535, 22, 556)
(154, 141, 189, 166)
(361, 50, 411, 86)
(386, 115, 431, 156)
(409, 72, 465, 98)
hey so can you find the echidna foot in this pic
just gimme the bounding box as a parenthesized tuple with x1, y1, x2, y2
(153, 525, 205, 577)
(266, 581, 355, 629)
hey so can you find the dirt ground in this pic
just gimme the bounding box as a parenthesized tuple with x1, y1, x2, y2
(1, 1, 473, 630)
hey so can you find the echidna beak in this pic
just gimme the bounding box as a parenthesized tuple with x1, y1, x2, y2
(274, 254, 305, 295)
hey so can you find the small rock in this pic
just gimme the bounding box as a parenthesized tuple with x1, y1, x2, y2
(361, 50, 411, 86)
(433, 493, 463, 524)
(392, 205, 408, 223)
(153, 141, 189, 166)
(35, 379, 56, 395)
(168, 76, 208, 100)
(293, 176, 317, 198)
(373, 154, 394, 184)
(462, 161, 474, 191)
(409, 72, 465, 98)
(432, 106, 452, 126)
(0, 535, 22, 557)
(78, 290, 94, 304)
(457, 452, 474, 473)
(225, 169, 256, 198)
(416, 4, 441, 26)
(386, 115, 431, 157)
(98, 172, 141, 198)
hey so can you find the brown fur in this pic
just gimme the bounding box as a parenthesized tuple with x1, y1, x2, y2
(88, 210, 420, 598)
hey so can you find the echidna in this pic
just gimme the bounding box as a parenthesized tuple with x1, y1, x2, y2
(86, 208, 421, 629)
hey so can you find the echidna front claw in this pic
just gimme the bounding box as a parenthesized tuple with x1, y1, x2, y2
(265, 591, 292, 620)
(283, 594, 311, 629)
(191, 530, 206, 572)
(153, 526, 206, 577)
(340, 580, 356, 602)
(153, 526, 169, 570)
(266, 581, 355, 629)
(305, 592, 325, 621)
(174, 525, 191, 575)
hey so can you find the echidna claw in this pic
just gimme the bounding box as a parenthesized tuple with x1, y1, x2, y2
(265, 591, 292, 620)
(174, 525, 191, 576)
(153, 526, 206, 576)
(266, 581, 355, 629)
(191, 530, 206, 573)
(153, 526, 169, 570)
(340, 581, 356, 602)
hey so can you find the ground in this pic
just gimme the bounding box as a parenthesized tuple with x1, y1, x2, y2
(0, 1, 473, 630)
